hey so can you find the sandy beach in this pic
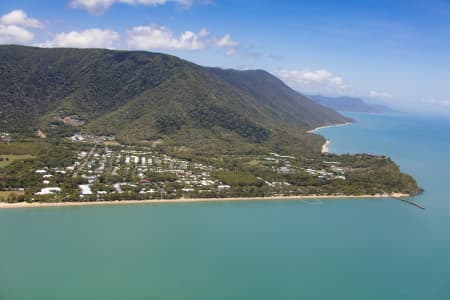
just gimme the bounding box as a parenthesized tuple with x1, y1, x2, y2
(308, 122, 352, 153)
(0, 193, 411, 209)
(308, 122, 352, 133)
(321, 140, 331, 153)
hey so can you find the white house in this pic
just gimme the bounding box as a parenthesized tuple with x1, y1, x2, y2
(79, 184, 93, 195)
(218, 184, 231, 190)
(35, 187, 61, 195)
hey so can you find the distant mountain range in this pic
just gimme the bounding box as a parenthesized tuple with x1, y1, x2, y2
(0, 45, 349, 155)
(309, 95, 393, 113)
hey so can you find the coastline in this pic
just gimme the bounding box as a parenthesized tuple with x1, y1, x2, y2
(307, 121, 352, 133)
(0, 193, 410, 209)
(308, 121, 352, 154)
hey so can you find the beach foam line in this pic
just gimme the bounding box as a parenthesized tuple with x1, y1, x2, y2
(307, 122, 352, 133)
(0, 193, 411, 209)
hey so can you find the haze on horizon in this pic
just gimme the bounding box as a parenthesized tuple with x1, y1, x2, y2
(1, 0, 449, 116)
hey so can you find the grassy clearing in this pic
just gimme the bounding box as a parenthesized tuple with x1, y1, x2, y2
(0, 155, 35, 168)
(0, 191, 25, 197)
(0, 190, 25, 203)
(0, 141, 47, 155)
(103, 140, 121, 146)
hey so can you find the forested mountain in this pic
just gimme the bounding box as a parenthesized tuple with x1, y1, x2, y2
(309, 95, 393, 113)
(0, 45, 349, 154)
(0, 45, 421, 199)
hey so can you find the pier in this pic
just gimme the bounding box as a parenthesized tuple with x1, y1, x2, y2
(392, 197, 425, 210)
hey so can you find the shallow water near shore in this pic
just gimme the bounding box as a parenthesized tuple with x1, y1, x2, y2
(1, 112, 450, 299)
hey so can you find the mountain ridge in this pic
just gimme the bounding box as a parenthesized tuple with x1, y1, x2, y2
(0, 45, 350, 154)
(309, 95, 393, 113)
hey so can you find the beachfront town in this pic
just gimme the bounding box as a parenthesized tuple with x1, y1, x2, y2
(26, 134, 348, 201)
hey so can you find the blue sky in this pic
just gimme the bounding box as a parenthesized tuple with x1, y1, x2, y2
(1, 0, 450, 115)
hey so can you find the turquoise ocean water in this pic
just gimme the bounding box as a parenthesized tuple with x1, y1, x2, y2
(1, 112, 450, 300)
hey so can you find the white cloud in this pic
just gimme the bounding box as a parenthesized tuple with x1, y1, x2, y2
(438, 100, 450, 107)
(214, 34, 238, 55)
(406, 98, 450, 116)
(0, 9, 43, 28)
(39, 28, 120, 49)
(30, 21, 234, 54)
(126, 24, 237, 54)
(273, 69, 349, 94)
(215, 34, 237, 47)
(127, 25, 207, 50)
(369, 90, 393, 99)
(69, 0, 196, 14)
(423, 99, 450, 107)
(0, 24, 34, 44)
(0, 10, 43, 44)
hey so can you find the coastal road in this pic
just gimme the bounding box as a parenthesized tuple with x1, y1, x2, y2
(73, 144, 97, 178)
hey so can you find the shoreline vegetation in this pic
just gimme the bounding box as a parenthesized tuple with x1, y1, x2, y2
(0, 193, 411, 209)
(1, 121, 421, 207)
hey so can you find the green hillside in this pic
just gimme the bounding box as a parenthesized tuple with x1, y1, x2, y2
(0, 45, 349, 155)
(0, 45, 421, 200)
